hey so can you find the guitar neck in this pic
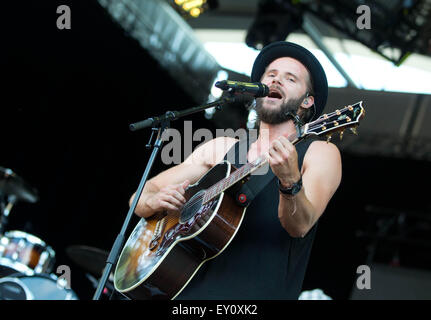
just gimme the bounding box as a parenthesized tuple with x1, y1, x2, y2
(201, 101, 366, 204)
(202, 129, 305, 204)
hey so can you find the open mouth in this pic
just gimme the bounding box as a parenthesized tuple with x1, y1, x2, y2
(268, 89, 283, 99)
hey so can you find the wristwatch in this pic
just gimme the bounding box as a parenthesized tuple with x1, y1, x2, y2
(278, 176, 302, 196)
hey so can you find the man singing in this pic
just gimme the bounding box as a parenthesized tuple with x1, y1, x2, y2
(130, 41, 342, 299)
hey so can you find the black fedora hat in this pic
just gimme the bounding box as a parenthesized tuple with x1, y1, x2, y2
(251, 41, 328, 121)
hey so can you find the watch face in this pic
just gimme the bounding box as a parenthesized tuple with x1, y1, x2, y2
(292, 184, 301, 194)
(278, 178, 302, 195)
(290, 179, 302, 195)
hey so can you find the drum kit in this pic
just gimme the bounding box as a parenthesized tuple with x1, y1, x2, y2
(0, 166, 113, 300)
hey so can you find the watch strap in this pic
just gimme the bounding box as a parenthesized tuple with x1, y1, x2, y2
(278, 176, 302, 195)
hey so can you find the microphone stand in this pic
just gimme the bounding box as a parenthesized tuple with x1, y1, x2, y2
(92, 94, 235, 300)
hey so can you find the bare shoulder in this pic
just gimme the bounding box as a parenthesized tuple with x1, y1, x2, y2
(303, 140, 342, 171)
(307, 140, 341, 156)
(184, 136, 239, 167)
(302, 140, 342, 205)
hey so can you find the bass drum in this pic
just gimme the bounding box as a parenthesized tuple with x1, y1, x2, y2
(0, 274, 78, 300)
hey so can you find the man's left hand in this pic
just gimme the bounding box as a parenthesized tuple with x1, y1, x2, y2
(268, 136, 301, 188)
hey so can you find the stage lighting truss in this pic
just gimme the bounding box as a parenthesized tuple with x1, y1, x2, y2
(246, 0, 304, 50)
(246, 0, 431, 66)
(171, 0, 218, 19)
(97, 0, 222, 104)
(303, 0, 431, 66)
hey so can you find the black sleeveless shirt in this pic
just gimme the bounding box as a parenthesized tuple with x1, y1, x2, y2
(177, 136, 319, 300)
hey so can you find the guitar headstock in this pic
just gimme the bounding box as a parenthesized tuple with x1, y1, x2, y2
(303, 101, 365, 142)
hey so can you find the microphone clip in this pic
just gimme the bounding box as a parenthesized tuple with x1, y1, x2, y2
(286, 111, 304, 137)
(286, 111, 303, 127)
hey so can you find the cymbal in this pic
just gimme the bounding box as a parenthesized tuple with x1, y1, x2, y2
(0, 166, 38, 203)
(66, 245, 109, 278)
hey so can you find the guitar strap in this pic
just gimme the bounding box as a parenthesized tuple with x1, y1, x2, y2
(224, 137, 275, 207)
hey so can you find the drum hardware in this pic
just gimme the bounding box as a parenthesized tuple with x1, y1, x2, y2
(0, 166, 38, 204)
(0, 273, 78, 300)
(0, 167, 56, 278)
(66, 245, 109, 278)
(0, 167, 70, 299)
(67, 246, 121, 299)
(0, 166, 39, 235)
(85, 273, 117, 298)
(0, 195, 16, 236)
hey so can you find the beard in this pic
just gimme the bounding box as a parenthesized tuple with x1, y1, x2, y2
(254, 93, 307, 125)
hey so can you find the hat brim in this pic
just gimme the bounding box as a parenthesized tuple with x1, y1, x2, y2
(251, 41, 328, 121)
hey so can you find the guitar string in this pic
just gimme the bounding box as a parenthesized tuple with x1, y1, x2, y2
(181, 105, 359, 209)
(307, 118, 357, 133)
(204, 109, 357, 198)
(308, 105, 358, 129)
(182, 165, 252, 210)
(181, 160, 260, 212)
(200, 132, 299, 204)
(179, 105, 360, 216)
(180, 110, 344, 210)
(176, 105, 361, 220)
(307, 106, 360, 133)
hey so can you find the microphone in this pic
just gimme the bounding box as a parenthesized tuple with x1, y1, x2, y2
(215, 80, 269, 97)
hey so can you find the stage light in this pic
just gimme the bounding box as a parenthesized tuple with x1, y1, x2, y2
(182, 0, 204, 11)
(189, 7, 202, 18)
(171, 0, 218, 19)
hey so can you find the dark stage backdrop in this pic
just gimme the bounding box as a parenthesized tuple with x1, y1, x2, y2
(2, 1, 217, 299)
(3, 1, 431, 300)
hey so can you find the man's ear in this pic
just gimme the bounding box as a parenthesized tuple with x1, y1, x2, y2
(301, 95, 315, 109)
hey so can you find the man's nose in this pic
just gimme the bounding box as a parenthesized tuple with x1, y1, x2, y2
(270, 75, 283, 86)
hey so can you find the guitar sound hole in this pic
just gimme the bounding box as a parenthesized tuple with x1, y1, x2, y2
(179, 190, 205, 224)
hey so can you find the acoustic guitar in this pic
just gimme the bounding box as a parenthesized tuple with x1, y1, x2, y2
(113, 101, 365, 299)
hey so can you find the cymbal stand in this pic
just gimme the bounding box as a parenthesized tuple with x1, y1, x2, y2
(0, 194, 16, 235)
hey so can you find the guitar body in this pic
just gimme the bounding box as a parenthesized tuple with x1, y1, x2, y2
(113, 160, 247, 300)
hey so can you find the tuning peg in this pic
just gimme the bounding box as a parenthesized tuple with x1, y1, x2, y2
(339, 130, 344, 140)
(350, 127, 358, 135)
(326, 134, 332, 143)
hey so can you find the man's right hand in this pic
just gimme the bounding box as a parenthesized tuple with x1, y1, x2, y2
(145, 180, 190, 215)
(131, 136, 238, 218)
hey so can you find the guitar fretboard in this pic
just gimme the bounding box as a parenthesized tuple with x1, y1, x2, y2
(200, 101, 365, 204)
(202, 132, 300, 204)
